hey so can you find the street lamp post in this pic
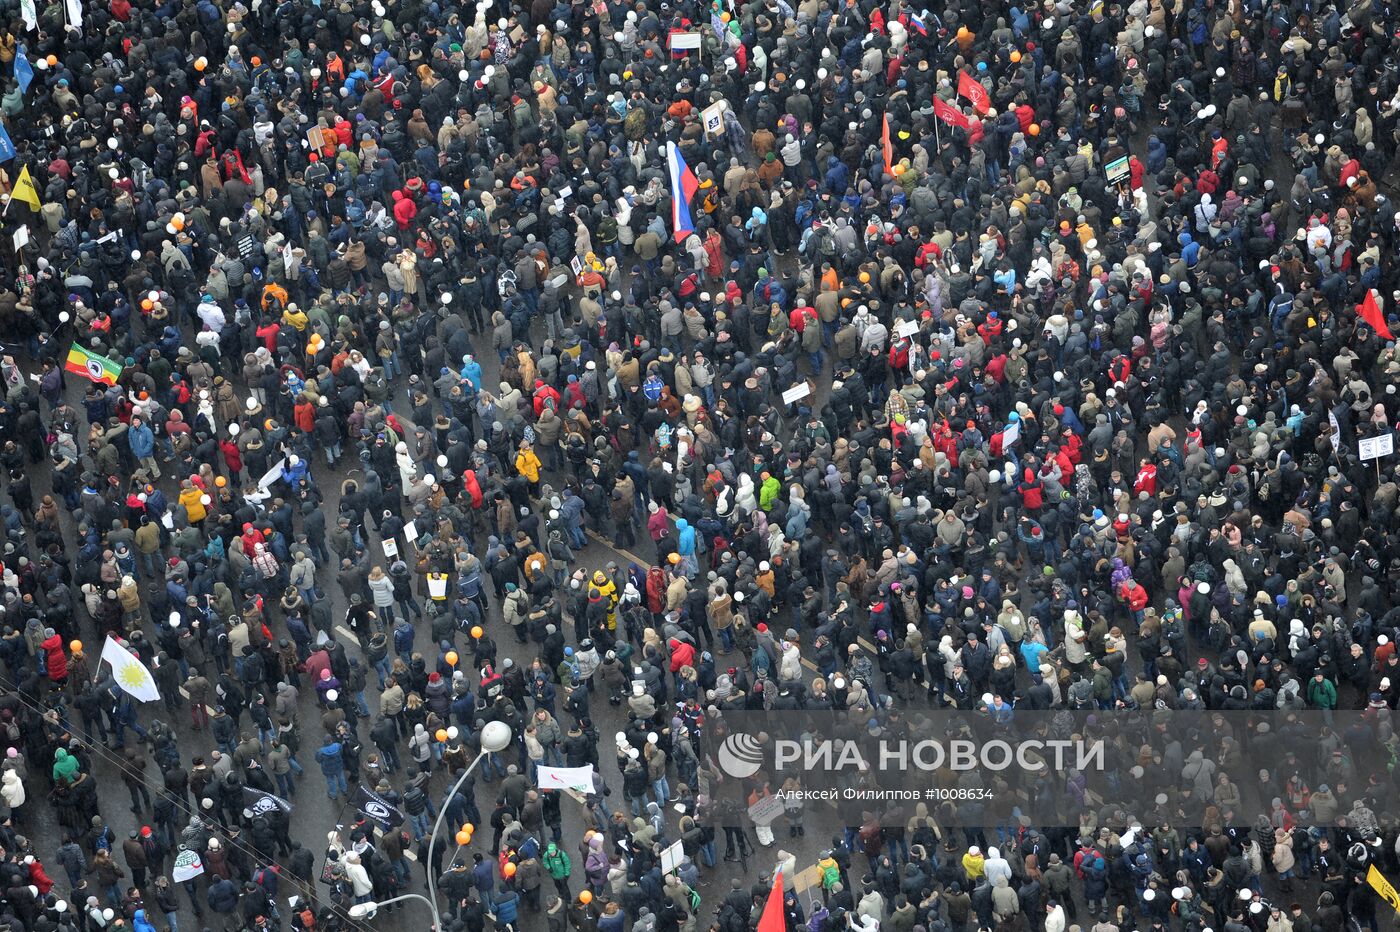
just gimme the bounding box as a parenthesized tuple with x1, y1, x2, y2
(349, 893, 440, 927)
(421, 720, 514, 927)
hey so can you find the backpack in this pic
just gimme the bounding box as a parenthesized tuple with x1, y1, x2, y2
(819, 858, 840, 889)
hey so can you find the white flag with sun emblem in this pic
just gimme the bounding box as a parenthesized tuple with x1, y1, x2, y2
(100, 636, 160, 702)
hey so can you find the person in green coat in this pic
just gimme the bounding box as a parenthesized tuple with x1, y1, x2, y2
(52, 747, 80, 783)
(541, 841, 572, 901)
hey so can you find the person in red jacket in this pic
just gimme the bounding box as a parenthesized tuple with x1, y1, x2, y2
(668, 638, 696, 681)
(41, 630, 68, 686)
(392, 190, 417, 230)
(1133, 459, 1158, 497)
(532, 380, 561, 417)
(1017, 468, 1044, 512)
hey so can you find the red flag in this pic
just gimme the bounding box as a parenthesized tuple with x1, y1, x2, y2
(756, 870, 785, 932)
(881, 113, 894, 175)
(933, 97, 971, 130)
(1358, 288, 1394, 340)
(957, 71, 989, 114)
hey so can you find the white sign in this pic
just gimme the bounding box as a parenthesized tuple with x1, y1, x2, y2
(403, 520, 418, 544)
(747, 794, 784, 826)
(257, 460, 285, 490)
(172, 849, 205, 883)
(660, 839, 685, 874)
(895, 318, 919, 338)
(1329, 410, 1342, 453)
(1359, 433, 1394, 461)
(669, 30, 703, 49)
(11, 226, 27, 252)
(781, 383, 811, 406)
(427, 573, 448, 599)
(1002, 420, 1021, 448)
(536, 764, 596, 793)
(382, 538, 399, 558)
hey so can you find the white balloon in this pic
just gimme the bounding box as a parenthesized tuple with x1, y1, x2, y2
(988, 470, 1001, 483)
(200, 495, 212, 506)
(131, 249, 142, 260)
(436, 454, 449, 468)
(458, 70, 470, 81)
(58, 311, 70, 323)
(447, 726, 459, 740)
(423, 474, 435, 485)
(440, 292, 453, 304)
(483, 65, 495, 78)
(108, 167, 119, 179)
(33, 58, 47, 71)
(360, 33, 371, 44)
(107, 137, 119, 149)
(228, 423, 240, 436)
(326, 689, 339, 702)
(166, 223, 178, 234)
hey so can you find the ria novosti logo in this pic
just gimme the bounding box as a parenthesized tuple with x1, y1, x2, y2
(716, 731, 1102, 779)
(717, 733, 766, 778)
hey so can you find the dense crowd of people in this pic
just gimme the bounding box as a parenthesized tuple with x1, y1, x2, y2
(0, 0, 1398, 928)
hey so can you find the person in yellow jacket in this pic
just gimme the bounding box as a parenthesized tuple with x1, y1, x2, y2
(588, 570, 619, 630)
(514, 441, 542, 491)
(178, 479, 208, 523)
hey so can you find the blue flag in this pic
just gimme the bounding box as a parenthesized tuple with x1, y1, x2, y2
(0, 124, 14, 164)
(13, 48, 33, 95)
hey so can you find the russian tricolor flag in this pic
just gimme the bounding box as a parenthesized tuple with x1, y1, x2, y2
(908, 12, 928, 35)
(667, 141, 699, 243)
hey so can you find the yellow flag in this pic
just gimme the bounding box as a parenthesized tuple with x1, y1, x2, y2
(9, 165, 40, 211)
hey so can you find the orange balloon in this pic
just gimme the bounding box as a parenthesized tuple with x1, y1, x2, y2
(45, 55, 57, 66)
(456, 831, 470, 846)
(1028, 123, 1041, 136)
(194, 57, 208, 71)
(172, 217, 184, 231)
(445, 650, 459, 666)
(504, 862, 517, 878)
(215, 476, 227, 488)
(69, 640, 82, 653)
(436, 729, 449, 743)
(470, 626, 483, 639)
(141, 299, 154, 311)
(461, 823, 475, 834)
(579, 891, 593, 905)
(1010, 50, 1022, 62)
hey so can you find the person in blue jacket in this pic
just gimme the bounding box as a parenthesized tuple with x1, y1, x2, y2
(315, 735, 347, 799)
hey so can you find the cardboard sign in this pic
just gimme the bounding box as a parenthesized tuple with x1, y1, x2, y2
(702, 101, 727, 137)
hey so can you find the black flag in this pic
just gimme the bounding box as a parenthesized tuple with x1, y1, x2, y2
(352, 784, 404, 832)
(243, 787, 293, 816)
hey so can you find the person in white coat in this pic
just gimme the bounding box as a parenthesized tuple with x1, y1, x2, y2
(1, 768, 25, 815)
